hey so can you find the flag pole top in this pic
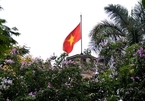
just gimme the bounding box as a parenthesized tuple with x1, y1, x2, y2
(80, 13, 83, 55)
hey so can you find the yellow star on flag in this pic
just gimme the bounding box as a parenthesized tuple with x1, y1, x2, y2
(63, 23, 81, 54)
(68, 35, 74, 46)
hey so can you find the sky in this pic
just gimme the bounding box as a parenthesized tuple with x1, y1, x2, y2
(0, 0, 139, 60)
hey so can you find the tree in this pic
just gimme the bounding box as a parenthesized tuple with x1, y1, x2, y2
(89, 1, 145, 53)
(89, 1, 145, 66)
(88, 1, 145, 100)
(0, 47, 107, 101)
(142, 0, 145, 8)
(0, 6, 20, 57)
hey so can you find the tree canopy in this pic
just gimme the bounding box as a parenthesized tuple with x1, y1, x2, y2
(0, 6, 20, 58)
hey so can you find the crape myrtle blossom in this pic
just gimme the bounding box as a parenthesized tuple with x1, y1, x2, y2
(140, 41, 144, 45)
(137, 47, 145, 57)
(27, 57, 42, 66)
(95, 78, 99, 82)
(65, 82, 71, 88)
(0, 78, 12, 89)
(10, 48, 19, 55)
(10, 48, 17, 54)
(125, 91, 130, 95)
(29, 91, 37, 97)
(4, 79, 12, 84)
(99, 41, 105, 46)
(33, 57, 39, 63)
(135, 76, 140, 81)
(20, 58, 40, 70)
(130, 76, 140, 82)
(120, 36, 125, 41)
(20, 61, 27, 70)
(62, 60, 77, 66)
(47, 82, 51, 88)
(103, 98, 107, 101)
(5, 59, 14, 64)
(133, 53, 136, 56)
(27, 62, 33, 66)
(130, 77, 135, 81)
(0, 64, 2, 68)
(6, 98, 10, 101)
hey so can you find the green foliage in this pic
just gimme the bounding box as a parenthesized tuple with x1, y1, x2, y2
(142, 0, 145, 8)
(0, 47, 102, 101)
(0, 7, 20, 58)
(83, 48, 91, 55)
(0, 42, 145, 101)
(89, 0, 145, 54)
(1, 1, 145, 101)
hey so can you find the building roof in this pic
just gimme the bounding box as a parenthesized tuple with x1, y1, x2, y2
(66, 54, 98, 61)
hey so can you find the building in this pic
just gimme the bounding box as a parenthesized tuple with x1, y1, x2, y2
(66, 54, 98, 78)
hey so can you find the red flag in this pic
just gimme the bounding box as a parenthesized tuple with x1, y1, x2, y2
(63, 23, 81, 54)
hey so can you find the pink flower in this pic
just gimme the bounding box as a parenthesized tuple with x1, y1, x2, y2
(133, 54, 136, 56)
(100, 70, 104, 73)
(47, 82, 51, 88)
(29, 92, 35, 97)
(6, 98, 10, 101)
(104, 98, 107, 101)
(125, 91, 130, 95)
(140, 47, 143, 51)
(130, 77, 134, 81)
(28, 62, 33, 66)
(20, 62, 26, 70)
(142, 54, 145, 57)
(65, 82, 71, 87)
(55, 89, 58, 93)
(0, 64, 2, 68)
(95, 78, 98, 82)
(136, 47, 145, 57)
(99, 42, 105, 46)
(137, 47, 143, 54)
(135, 76, 140, 80)
(10, 48, 19, 54)
(33, 58, 38, 63)
(49, 66, 54, 70)
(140, 41, 144, 45)
(62, 61, 68, 65)
(5, 59, 14, 64)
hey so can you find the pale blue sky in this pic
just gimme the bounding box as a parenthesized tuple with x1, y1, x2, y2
(0, 0, 139, 60)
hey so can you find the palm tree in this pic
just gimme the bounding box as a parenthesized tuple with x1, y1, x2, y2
(89, 1, 145, 53)
(142, 0, 145, 8)
(0, 6, 20, 57)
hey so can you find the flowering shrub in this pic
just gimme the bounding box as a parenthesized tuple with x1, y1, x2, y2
(99, 41, 145, 100)
(1, 42, 145, 100)
(0, 47, 106, 101)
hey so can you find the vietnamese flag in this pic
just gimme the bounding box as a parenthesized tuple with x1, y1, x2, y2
(63, 23, 81, 54)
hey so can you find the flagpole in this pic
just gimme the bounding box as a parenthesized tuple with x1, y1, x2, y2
(80, 14, 83, 55)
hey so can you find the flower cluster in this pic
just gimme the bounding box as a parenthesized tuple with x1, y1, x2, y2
(29, 91, 37, 97)
(10, 47, 19, 55)
(99, 41, 105, 46)
(5, 59, 14, 64)
(62, 60, 78, 67)
(137, 47, 145, 57)
(130, 76, 141, 82)
(20, 61, 27, 70)
(47, 82, 51, 88)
